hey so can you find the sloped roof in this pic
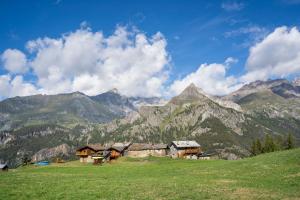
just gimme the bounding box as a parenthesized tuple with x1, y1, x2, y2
(128, 143, 168, 151)
(77, 144, 106, 151)
(152, 144, 168, 149)
(171, 141, 200, 148)
(113, 142, 131, 148)
(0, 164, 8, 169)
(109, 146, 126, 152)
(128, 143, 152, 151)
(88, 144, 107, 151)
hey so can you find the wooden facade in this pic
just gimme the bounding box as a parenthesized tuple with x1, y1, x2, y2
(169, 141, 202, 159)
(76, 141, 205, 162)
(76, 144, 106, 163)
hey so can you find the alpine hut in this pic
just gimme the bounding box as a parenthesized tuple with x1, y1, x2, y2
(127, 143, 168, 157)
(169, 141, 202, 159)
(107, 142, 132, 160)
(76, 144, 106, 163)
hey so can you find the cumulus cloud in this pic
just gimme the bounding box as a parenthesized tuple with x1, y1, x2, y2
(1, 49, 28, 74)
(221, 1, 244, 11)
(169, 59, 243, 96)
(0, 25, 170, 98)
(242, 26, 300, 82)
(0, 75, 38, 99)
(170, 26, 300, 96)
(2, 25, 300, 99)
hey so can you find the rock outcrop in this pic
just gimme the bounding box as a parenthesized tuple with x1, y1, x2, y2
(31, 144, 73, 162)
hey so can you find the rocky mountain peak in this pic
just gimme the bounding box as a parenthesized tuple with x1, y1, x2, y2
(169, 83, 209, 105)
(180, 83, 206, 97)
(293, 77, 300, 86)
(108, 88, 120, 94)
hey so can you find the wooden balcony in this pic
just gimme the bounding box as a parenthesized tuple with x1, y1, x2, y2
(184, 148, 201, 154)
(76, 151, 89, 156)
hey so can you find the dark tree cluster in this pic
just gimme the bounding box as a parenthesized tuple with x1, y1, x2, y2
(251, 133, 295, 156)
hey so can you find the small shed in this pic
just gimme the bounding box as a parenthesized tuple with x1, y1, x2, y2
(127, 143, 168, 157)
(169, 141, 202, 158)
(0, 164, 8, 171)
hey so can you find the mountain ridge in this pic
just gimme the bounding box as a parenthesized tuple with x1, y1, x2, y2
(1, 78, 300, 166)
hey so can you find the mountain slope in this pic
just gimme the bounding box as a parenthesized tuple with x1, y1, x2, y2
(0, 92, 122, 130)
(1, 79, 300, 166)
(92, 84, 260, 158)
(90, 82, 300, 159)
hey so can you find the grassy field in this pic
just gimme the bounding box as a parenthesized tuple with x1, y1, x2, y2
(0, 149, 300, 200)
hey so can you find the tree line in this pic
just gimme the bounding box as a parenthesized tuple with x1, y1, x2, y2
(250, 133, 295, 156)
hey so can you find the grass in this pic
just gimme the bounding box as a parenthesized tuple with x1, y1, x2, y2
(0, 149, 300, 200)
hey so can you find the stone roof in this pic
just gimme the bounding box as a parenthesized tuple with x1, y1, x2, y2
(77, 144, 106, 151)
(128, 143, 168, 151)
(171, 141, 201, 148)
(0, 164, 8, 169)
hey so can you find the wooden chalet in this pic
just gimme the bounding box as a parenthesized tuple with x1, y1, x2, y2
(127, 143, 168, 157)
(76, 144, 106, 163)
(0, 163, 8, 172)
(107, 142, 131, 160)
(169, 141, 202, 159)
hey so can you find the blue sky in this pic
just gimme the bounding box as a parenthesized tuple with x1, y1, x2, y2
(1, 0, 300, 99)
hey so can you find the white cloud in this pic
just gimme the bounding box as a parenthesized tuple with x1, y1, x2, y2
(169, 59, 243, 96)
(0, 26, 170, 98)
(221, 2, 244, 11)
(2, 25, 300, 99)
(225, 57, 238, 66)
(0, 75, 38, 99)
(1, 49, 28, 74)
(242, 26, 300, 82)
(224, 25, 269, 47)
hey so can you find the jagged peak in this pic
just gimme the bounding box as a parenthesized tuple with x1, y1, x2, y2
(108, 88, 120, 94)
(169, 83, 209, 105)
(293, 77, 300, 86)
(180, 83, 206, 96)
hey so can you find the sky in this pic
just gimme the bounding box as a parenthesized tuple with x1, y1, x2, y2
(1, 0, 300, 99)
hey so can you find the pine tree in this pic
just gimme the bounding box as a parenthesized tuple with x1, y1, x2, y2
(251, 140, 257, 156)
(22, 154, 31, 166)
(264, 134, 276, 153)
(256, 139, 262, 154)
(286, 133, 295, 150)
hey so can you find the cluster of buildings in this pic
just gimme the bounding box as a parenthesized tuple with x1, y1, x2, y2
(76, 140, 211, 164)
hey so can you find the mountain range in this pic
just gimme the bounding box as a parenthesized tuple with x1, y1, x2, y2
(1, 78, 300, 166)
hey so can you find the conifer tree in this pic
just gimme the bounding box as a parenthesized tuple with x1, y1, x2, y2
(256, 139, 262, 154)
(286, 133, 295, 150)
(251, 140, 257, 156)
(264, 134, 276, 153)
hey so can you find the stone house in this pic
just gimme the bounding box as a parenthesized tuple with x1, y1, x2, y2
(169, 141, 202, 159)
(126, 143, 168, 157)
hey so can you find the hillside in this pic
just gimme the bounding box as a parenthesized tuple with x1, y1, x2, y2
(94, 82, 300, 159)
(1, 79, 300, 166)
(0, 149, 299, 199)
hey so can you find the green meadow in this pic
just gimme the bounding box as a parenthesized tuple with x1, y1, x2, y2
(0, 149, 300, 200)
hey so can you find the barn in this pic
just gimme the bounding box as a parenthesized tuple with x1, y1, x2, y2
(76, 144, 106, 163)
(127, 143, 168, 158)
(169, 141, 202, 159)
